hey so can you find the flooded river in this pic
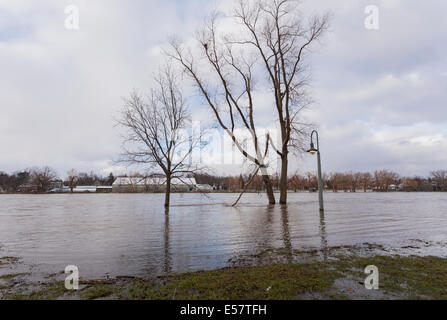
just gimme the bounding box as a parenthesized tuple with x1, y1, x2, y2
(0, 192, 446, 279)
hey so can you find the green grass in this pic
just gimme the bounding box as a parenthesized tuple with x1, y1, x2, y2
(120, 263, 340, 300)
(0, 257, 20, 266)
(332, 255, 447, 299)
(80, 284, 117, 300)
(2, 254, 447, 300)
(0, 273, 28, 280)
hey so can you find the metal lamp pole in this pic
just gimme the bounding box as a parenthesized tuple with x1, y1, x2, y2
(307, 130, 324, 212)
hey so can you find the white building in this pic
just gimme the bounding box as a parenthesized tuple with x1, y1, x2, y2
(196, 184, 214, 191)
(112, 175, 198, 193)
(49, 185, 113, 193)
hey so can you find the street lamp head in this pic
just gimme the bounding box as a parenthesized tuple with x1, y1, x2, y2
(307, 142, 318, 155)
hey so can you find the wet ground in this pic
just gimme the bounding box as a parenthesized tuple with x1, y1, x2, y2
(2, 244, 447, 300)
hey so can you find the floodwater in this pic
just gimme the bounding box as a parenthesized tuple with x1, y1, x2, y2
(0, 192, 446, 279)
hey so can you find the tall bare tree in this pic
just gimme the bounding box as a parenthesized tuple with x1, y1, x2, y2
(168, 0, 329, 204)
(118, 64, 201, 207)
(232, 0, 330, 204)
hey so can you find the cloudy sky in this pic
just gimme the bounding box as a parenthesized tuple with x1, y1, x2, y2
(0, 0, 446, 178)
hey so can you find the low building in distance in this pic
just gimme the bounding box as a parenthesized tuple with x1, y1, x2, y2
(112, 174, 202, 193)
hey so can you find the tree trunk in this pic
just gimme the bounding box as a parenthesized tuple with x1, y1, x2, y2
(279, 155, 288, 204)
(262, 175, 276, 204)
(164, 175, 171, 207)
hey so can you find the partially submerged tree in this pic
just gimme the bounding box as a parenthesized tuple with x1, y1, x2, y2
(168, 0, 329, 204)
(66, 169, 79, 193)
(118, 64, 201, 207)
(374, 169, 399, 192)
(359, 172, 372, 192)
(232, 0, 329, 203)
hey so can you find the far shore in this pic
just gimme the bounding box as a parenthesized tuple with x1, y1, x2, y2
(1, 190, 445, 195)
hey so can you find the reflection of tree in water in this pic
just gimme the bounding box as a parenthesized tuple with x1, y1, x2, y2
(319, 211, 328, 262)
(260, 205, 275, 251)
(280, 205, 293, 263)
(234, 204, 275, 253)
(163, 208, 172, 273)
(239, 205, 293, 263)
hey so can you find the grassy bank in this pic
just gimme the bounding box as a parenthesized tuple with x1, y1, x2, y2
(1, 253, 447, 300)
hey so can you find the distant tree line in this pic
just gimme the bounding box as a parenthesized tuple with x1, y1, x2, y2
(0, 167, 115, 193)
(195, 170, 447, 192)
(1, 167, 446, 194)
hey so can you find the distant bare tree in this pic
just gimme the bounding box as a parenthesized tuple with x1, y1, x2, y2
(118, 63, 201, 207)
(76, 172, 101, 186)
(401, 177, 420, 192)
(305, 171, 317, 189)
(30, 167, 58, 193)
(344, 172, 354, 192)
(430, 170, 447, 191)
(359, 172, 372, 192)
(288, 172, 303, 192)
(326, 172, 340, 192)
(374, 169, 399, 192)
(66, 169, 79, 193)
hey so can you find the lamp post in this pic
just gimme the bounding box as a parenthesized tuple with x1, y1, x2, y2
(307, 130, 324, 212)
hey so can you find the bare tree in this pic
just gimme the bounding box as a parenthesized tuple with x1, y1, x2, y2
(230, 0, 330, 203)
(30, 167, 58, 193)
(288, 171, 304, 192)
(359, 172, 372, 192)
(401, 177, 420, 192)
(66, 169, 79, 193)
(326, 172, 341, 192)
(118, 63, 201, 207)
(168, 0, 329, 204)
(374, 169, 399, 192)
(430, 170, 447, 191)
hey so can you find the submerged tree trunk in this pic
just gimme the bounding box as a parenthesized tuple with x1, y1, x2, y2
(165, 175, 171, 208)
(279, 154, 288, 204)
(263, 175, 276, 205)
